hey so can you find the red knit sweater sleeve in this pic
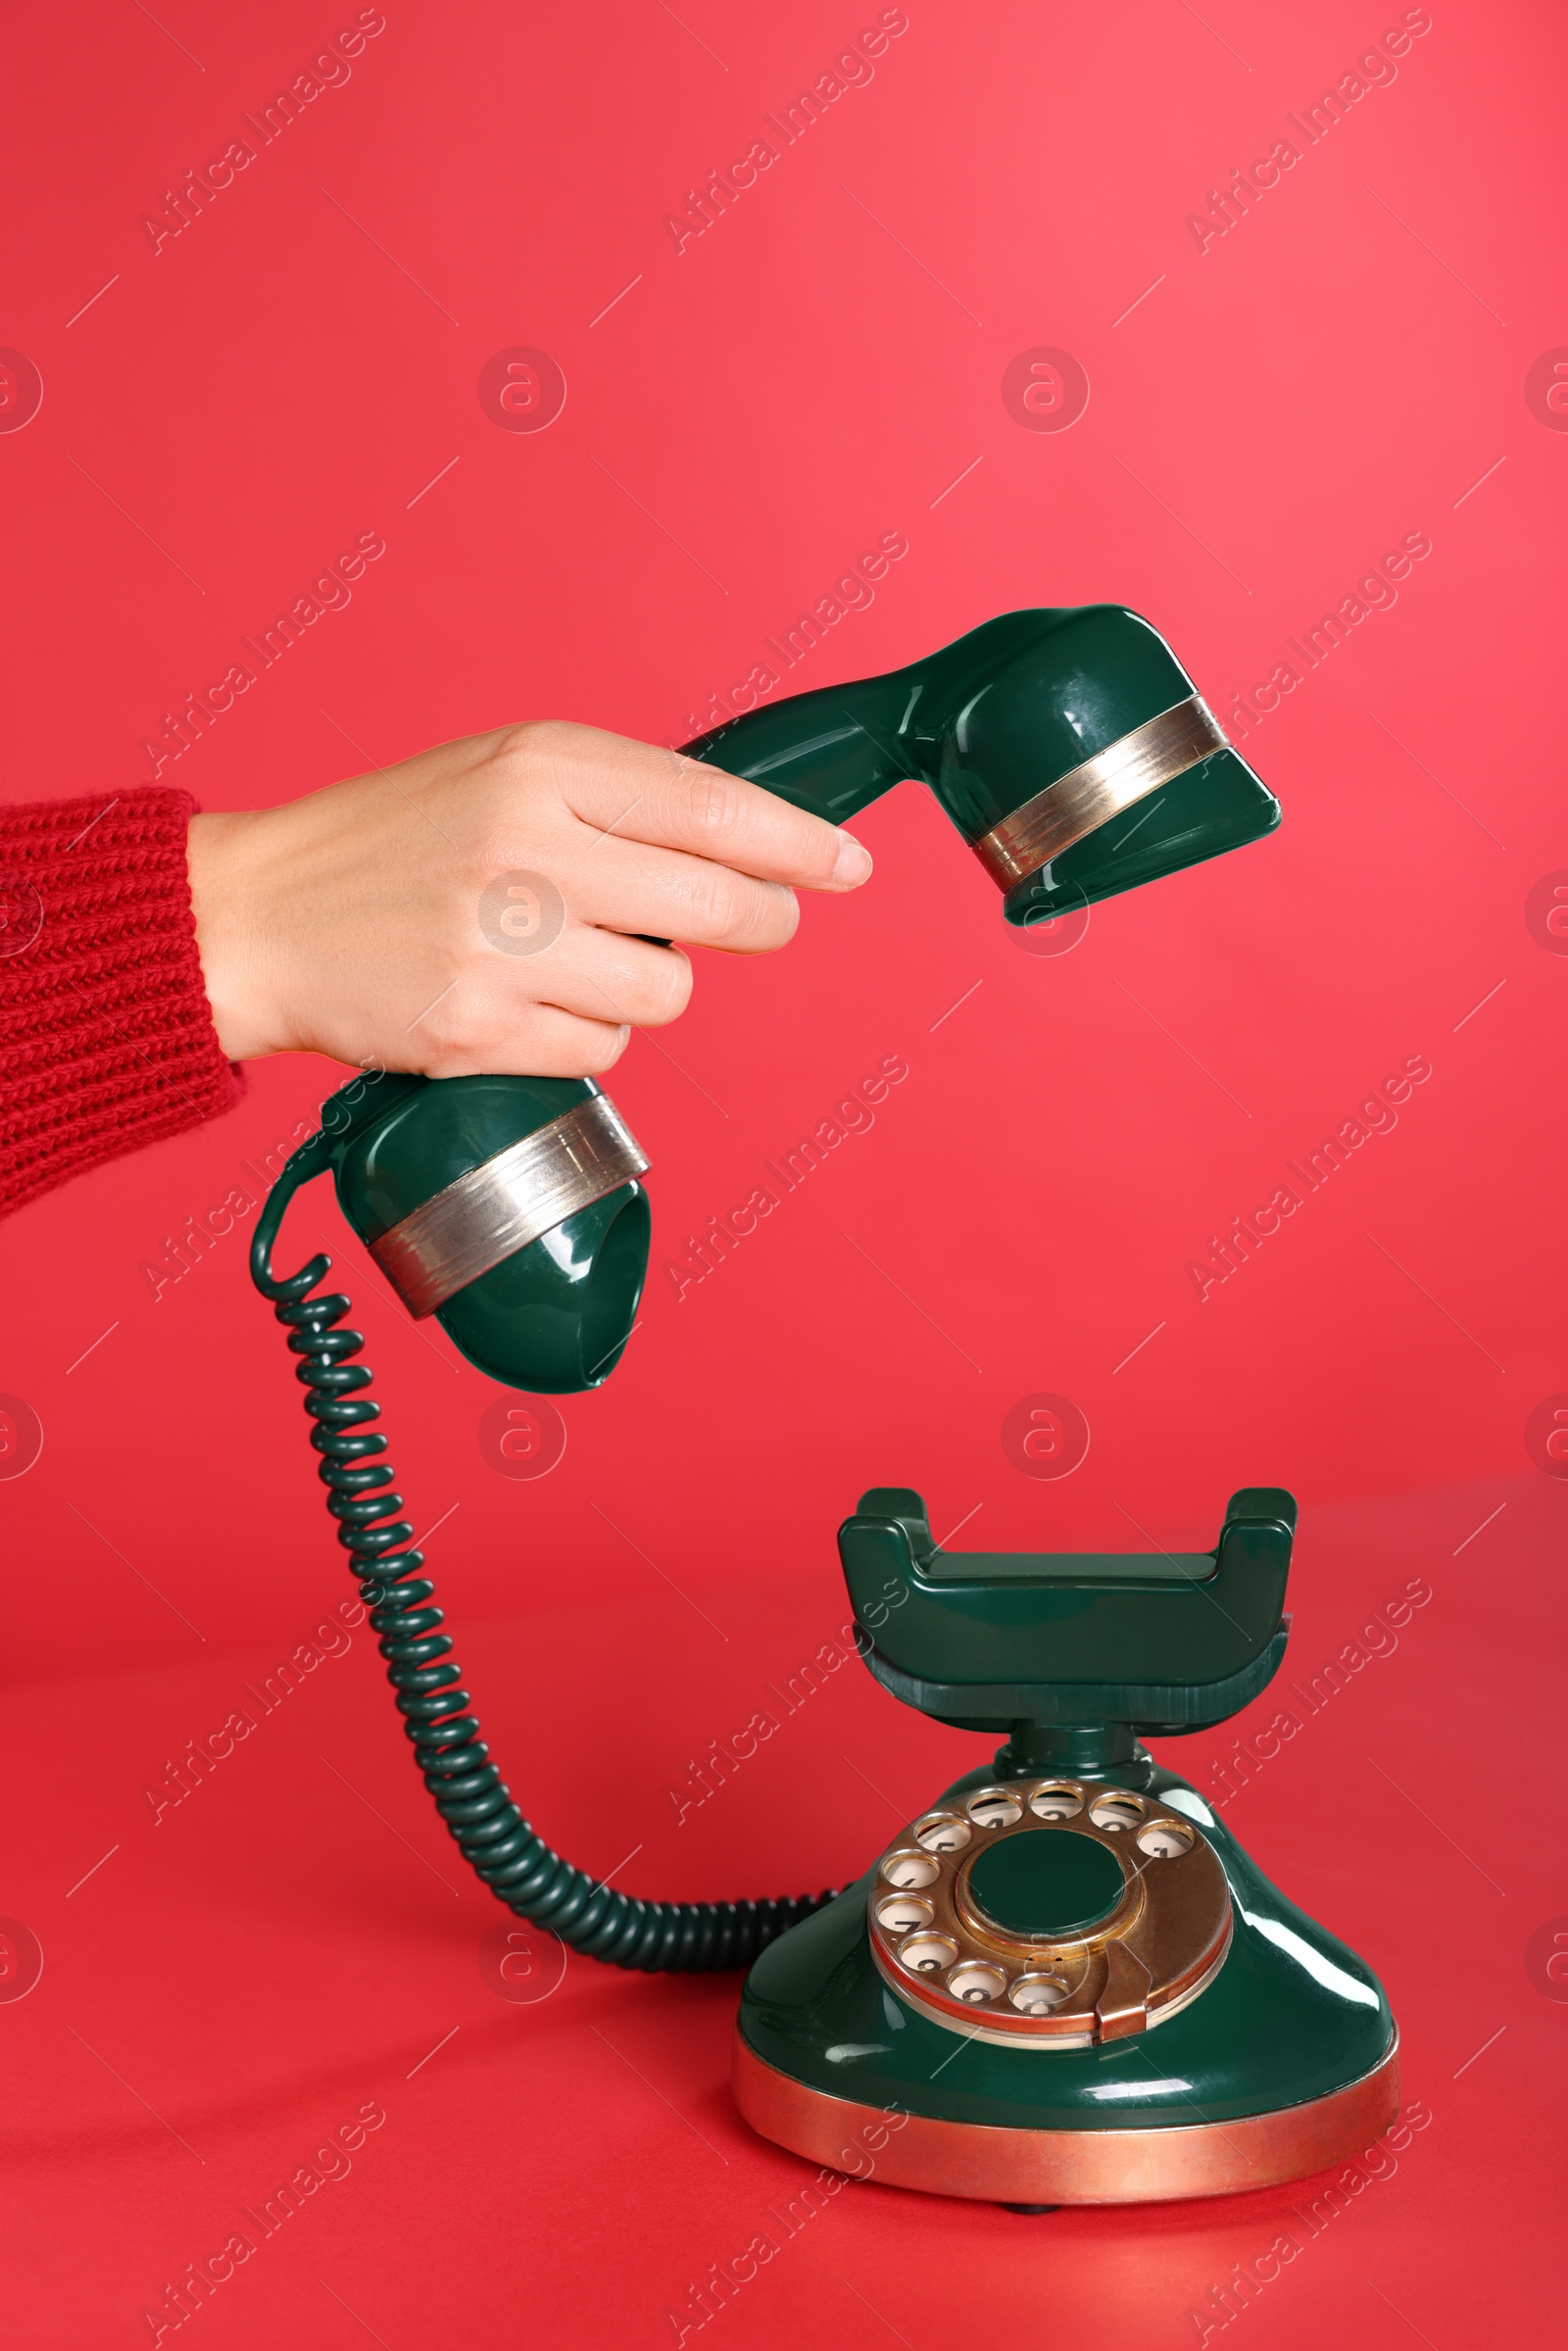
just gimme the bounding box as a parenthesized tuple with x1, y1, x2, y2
(0, 787, 243, 1217)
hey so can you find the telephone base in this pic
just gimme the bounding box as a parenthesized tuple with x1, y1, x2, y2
(734, 1759, 1399, 2206)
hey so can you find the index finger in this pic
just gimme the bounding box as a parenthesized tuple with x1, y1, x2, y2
(566, 735, 873, 892)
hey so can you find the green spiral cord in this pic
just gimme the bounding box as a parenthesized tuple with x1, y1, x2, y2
(251, 1175, 834, 1972)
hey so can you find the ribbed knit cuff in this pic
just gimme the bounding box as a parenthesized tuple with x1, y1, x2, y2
(0, 788, 244, 1217)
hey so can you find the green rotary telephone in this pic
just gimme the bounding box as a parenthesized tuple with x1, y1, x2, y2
(248, 605, 1396, 2202)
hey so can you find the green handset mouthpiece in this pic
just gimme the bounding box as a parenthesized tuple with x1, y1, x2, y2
(251, 1071, 651, 1392)
(253, 605, 1275, 1393)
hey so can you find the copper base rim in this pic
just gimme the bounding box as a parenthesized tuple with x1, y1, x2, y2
(732, 2027, 1399, 2206)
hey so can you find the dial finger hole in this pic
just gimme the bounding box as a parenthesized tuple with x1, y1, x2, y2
(966, 1788, 1023, 1829)
(948, 1962, 1007, 2005)
(876, 1894, 935, 1933)
(1029, 1782, 1085, 1820)
(1088, 1791, 1145, 1832)
(882, 1850, 941, 1890)
(914, 1814, 971, 1854)
(899, 1934, 958, 1977)
(1136, 1819, 1196, 1859)
(1009, 1974, 1073, 2014)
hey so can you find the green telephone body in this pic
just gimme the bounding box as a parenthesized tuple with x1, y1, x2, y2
(733, 1490, 1397, 2203)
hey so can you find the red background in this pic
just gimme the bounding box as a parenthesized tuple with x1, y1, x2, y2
(1, 2, 1563, 2343)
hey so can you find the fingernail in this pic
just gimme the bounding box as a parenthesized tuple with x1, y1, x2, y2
(832, 830, 873, 886)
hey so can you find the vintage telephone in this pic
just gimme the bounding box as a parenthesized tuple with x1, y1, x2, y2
(251, 605, 1397, 2203)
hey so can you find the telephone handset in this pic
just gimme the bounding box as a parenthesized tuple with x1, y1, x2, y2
(255, 602, 1279, 1397)
(248, 606, 1396, 2203)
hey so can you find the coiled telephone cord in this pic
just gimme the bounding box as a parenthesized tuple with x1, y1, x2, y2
(258, 1251, 834, 1972)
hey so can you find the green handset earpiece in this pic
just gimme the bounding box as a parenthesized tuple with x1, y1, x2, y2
(682, 602, 1278, 929)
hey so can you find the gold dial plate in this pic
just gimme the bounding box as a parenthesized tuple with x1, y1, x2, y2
(868, 1780, 1232, 2046)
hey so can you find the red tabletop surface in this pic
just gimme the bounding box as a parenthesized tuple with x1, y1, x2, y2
(2, 1474, 1561, 2347)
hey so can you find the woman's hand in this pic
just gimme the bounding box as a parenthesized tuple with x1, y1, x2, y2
(186, 720, 872, 1077)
